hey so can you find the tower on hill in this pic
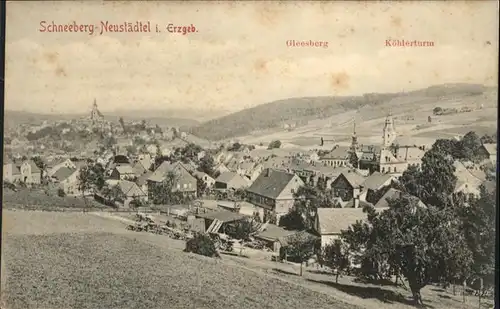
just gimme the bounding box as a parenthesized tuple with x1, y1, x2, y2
(90, 99, 104, 124)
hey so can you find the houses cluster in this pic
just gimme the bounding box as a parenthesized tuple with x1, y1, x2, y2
(3, 108, 496, 253)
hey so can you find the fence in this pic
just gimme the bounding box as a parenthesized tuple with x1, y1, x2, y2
(4, 203, 161, 214)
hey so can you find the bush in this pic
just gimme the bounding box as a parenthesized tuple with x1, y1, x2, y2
(57, 188, 66, 197)
(184, 233, 220, 258)
(433, 106, 443, 115)
(267, 140, 281, 150)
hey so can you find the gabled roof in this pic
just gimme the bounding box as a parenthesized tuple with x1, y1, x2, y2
(316, 208, 371, 235)
(454, 161, 485, 189)
(52, 167, 77, 181)
(359, 152, 376, 161)
(136, 170, 153, 186)
(395, 147, 426, 162)
(374, 188, 426, 209)
(246, 169, 300, 199)
(27, 160, 41, 173)
(320, 146, 350, 160)
(238, 161, 255, 170)
(334, 171, 366, 188)
(115, 164, 135, 175)
(148, 161, 190, 182)
(379, 149, 402, 164)
(131, 161, 147, 175)
(482, 143, 497, 156)
(362, 172, 394, 190)
(118, 180, 146, 197)
(215, 171, 240, 183)
(47, 157, 70, 168)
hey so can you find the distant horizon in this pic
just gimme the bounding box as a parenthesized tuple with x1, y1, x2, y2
(5, 82, 497, 117)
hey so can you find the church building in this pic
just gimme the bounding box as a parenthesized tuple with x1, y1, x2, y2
(351, 112, 426, 176)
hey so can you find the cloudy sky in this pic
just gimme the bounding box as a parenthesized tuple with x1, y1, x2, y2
(5, 1, 498, 115)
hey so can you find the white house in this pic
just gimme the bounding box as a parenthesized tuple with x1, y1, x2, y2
(47, 158, 76, 177)
(52, 167, 80, 196)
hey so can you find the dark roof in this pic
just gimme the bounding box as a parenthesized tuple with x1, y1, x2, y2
(246, 168, 299, 199)
(321, 146, 350, 160)
(113, 155, 131, 164)
(216, 171, 239, 183)
(333, 172, 366, 188)
(374, 188, 426, 209)
(255, 224, 297, 241)
(362, 172, 394, 190)
(52, 167, 77, 181)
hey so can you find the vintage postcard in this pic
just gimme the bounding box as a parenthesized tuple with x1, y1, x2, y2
(1, 1, 498, 309)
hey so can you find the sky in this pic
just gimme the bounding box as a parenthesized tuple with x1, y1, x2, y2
(4, 1, 499, 115)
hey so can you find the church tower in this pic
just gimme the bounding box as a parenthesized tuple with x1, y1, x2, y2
(382, 111, 397, 148)
(351, 118, 359, 151)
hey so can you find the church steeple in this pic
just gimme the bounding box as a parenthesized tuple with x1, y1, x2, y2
(351, 117, 358, 151)
(382, 110, 397, 148)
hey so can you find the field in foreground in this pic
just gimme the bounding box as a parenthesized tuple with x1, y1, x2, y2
(2, 210, 493, 309)
(1, 211, 358, 309)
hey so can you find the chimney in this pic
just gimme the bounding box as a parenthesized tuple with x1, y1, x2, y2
(266, 168, 272, 177)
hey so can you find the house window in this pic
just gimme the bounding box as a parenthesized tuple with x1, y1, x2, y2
(394, 167, 397, 172)
(188, 183, 192, 189)
(177, 183, 180, 189)
(382, 167, 385, 173)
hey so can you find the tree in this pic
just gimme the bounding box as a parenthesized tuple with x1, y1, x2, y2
(400, 148, 456, 208)
(284, 233, 317, 276)
(227, 142, 242, 151)
(77, 163, 106, 207)
(195, 175, 208, 197)
(458, 184, 496, 293)
(458, 131, 482, 161)
(149, 171, 180, 205)
(341, 198, 473, 306)
(267, 140, 282, 149)
(57, 188, 66, 197)
(431, 139, 459, 158)
(184, 233, 220, 258)
(480, 133, 496, 144)
(322, 239, 350, 283)
(197, 154, 216, 177)
(279, 208, 306, 230)
(291, 185, 333, 229)
(230, 218, 259, 241)
(110, 184, 126, 204)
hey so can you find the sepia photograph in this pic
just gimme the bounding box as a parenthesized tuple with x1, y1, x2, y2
(1, 1, 498, 309)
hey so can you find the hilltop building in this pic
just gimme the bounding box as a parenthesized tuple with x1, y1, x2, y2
(90, 99, 104, 124)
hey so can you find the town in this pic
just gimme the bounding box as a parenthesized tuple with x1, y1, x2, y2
(2, 99, 496, 309)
